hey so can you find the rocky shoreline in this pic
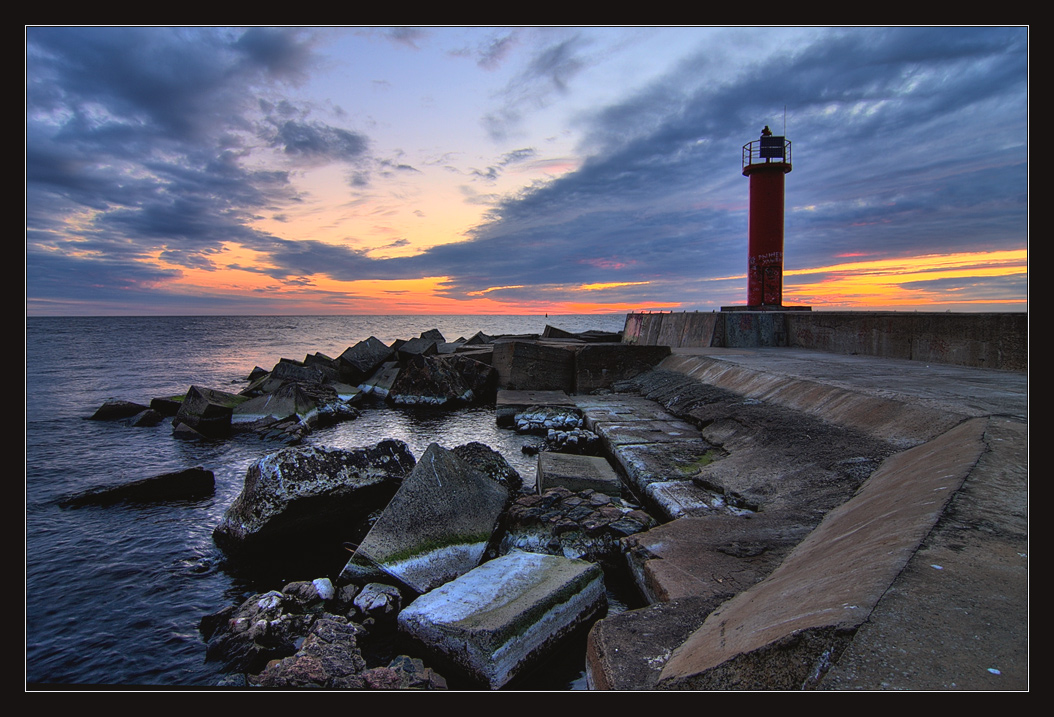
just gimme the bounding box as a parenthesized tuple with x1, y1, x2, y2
(81, 324, 671, 689)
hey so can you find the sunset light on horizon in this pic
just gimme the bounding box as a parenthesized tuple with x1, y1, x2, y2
(26, 27, 1028, 316)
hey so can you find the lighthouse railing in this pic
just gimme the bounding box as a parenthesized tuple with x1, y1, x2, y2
(742, 137, 792, 169)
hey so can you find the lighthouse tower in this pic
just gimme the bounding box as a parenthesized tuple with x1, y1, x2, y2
(741, 126, 797, 308)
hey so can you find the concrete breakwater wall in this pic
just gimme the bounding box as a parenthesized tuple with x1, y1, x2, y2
(622, 311, 1027, 372)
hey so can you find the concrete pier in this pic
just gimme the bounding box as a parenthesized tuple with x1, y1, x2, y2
(584, 330, 1027, 690)
(623, 311, 1027, 372)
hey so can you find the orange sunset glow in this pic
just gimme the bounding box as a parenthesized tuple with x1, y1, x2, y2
(27, 28, 1027, 315)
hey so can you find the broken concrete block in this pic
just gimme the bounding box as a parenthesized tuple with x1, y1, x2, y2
(338, 337, 394, 384)
(352, 443, 509, 593)
(232, 381, 318, 425)
(537, 453, 622, 496)
(492, 341, 575, 391)
(573, 344, 670, 393)
(213, 440, 415, 558)
(174, 385, 248, 438)
(359, 361, 400, 398)
(398, 551, 605, 689)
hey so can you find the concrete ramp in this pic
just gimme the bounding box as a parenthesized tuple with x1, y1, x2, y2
(656, 416, 998, 689)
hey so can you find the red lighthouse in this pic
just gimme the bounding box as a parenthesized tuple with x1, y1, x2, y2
(742, 126, 793, 308)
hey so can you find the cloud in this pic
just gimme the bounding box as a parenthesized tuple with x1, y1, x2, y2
(26, 27, 1028, 313)
(26, 27, 373, 299)
(482, 32, 593, 141)
(270, 119, 369, 162)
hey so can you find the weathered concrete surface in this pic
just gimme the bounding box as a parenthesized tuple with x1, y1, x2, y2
(622, 512, 810, 605)
(623, 311, 1027, 371)
(232, 381, 318, 424)
(658, 349, 1027, 448)
(586, 342, 1026, 690)
(492, 341, 576, 391)
(585, 596, 724, 691)
(656, 417, 993, 690)
(359, 361, 400, 398)
(354, 443, 508, 593)
(398, 551, 605, 689)
(537, 452, 621, 496)
(573, 344, 670, 393)
(175, 385, 248, 438)
(571, 393, 743, 520)
(338, 337, 394, 384)
(818, 415, 1028, 690)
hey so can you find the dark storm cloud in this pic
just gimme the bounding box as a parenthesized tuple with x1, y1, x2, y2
(192, 27, 1025, 310)
(411, 27, 1027, 305)
(271, 120, 369, 161)
(26, 27, 376, 306)
(27, 27, 1027, 313)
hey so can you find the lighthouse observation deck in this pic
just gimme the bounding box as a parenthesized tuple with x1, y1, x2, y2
(743, 136, 792, 175)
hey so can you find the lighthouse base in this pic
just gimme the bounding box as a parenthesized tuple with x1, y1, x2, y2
(720, 304, 812, 312)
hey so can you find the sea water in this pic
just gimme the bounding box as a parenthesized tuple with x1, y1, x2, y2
(25, 315, 626, 687)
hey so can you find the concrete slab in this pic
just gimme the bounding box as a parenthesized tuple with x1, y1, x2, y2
(358, 361, 399, 398)
(496, 389, 576, 408)
(621, 513, 812, 605)
(642, 480, 752, 521)
(573, 394, 678, 427)
(398, 551, 605, 689)
(354, 443, 509, 594)
(609, 440, 718, 493)
(592, 419, 701, 447)
(537, 453, 621, 496)
(660, 349, 1026, 446)
(573, 344, 670, 393)
(819, 416, 1028, 690)
(656, 417, 988, 690)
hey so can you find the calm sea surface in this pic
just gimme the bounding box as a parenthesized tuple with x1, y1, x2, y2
(26, 314, 627, 687)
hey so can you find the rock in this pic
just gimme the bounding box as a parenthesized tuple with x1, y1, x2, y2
(201, 590, 317, 674)
(501, 488, 656, 564)
(351, 443, 508, 594)
(282, 577, 336, 606)
(362, 655, 448, 690)
(419, 328, 445, 342)
(514, 406, 582, 433)
(59, 467, 215, 507)
(232, 381, 318, 426)
(544, 427, 602, 454)
(129, 408, 163, 427)
(212, 441, 416, 558)
(453, 442, 523, 493)
(174, 385, 247, 438)
(89, 399, 149, 421)
(398, 551, 606, 689)
(251, 614, 368, 688)
(338, 337, 394, 384)
(352, 582, 403, 624)
(388, 354, 496, 407)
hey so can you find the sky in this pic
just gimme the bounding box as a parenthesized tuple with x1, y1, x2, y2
(25, 26, 1028, 316)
